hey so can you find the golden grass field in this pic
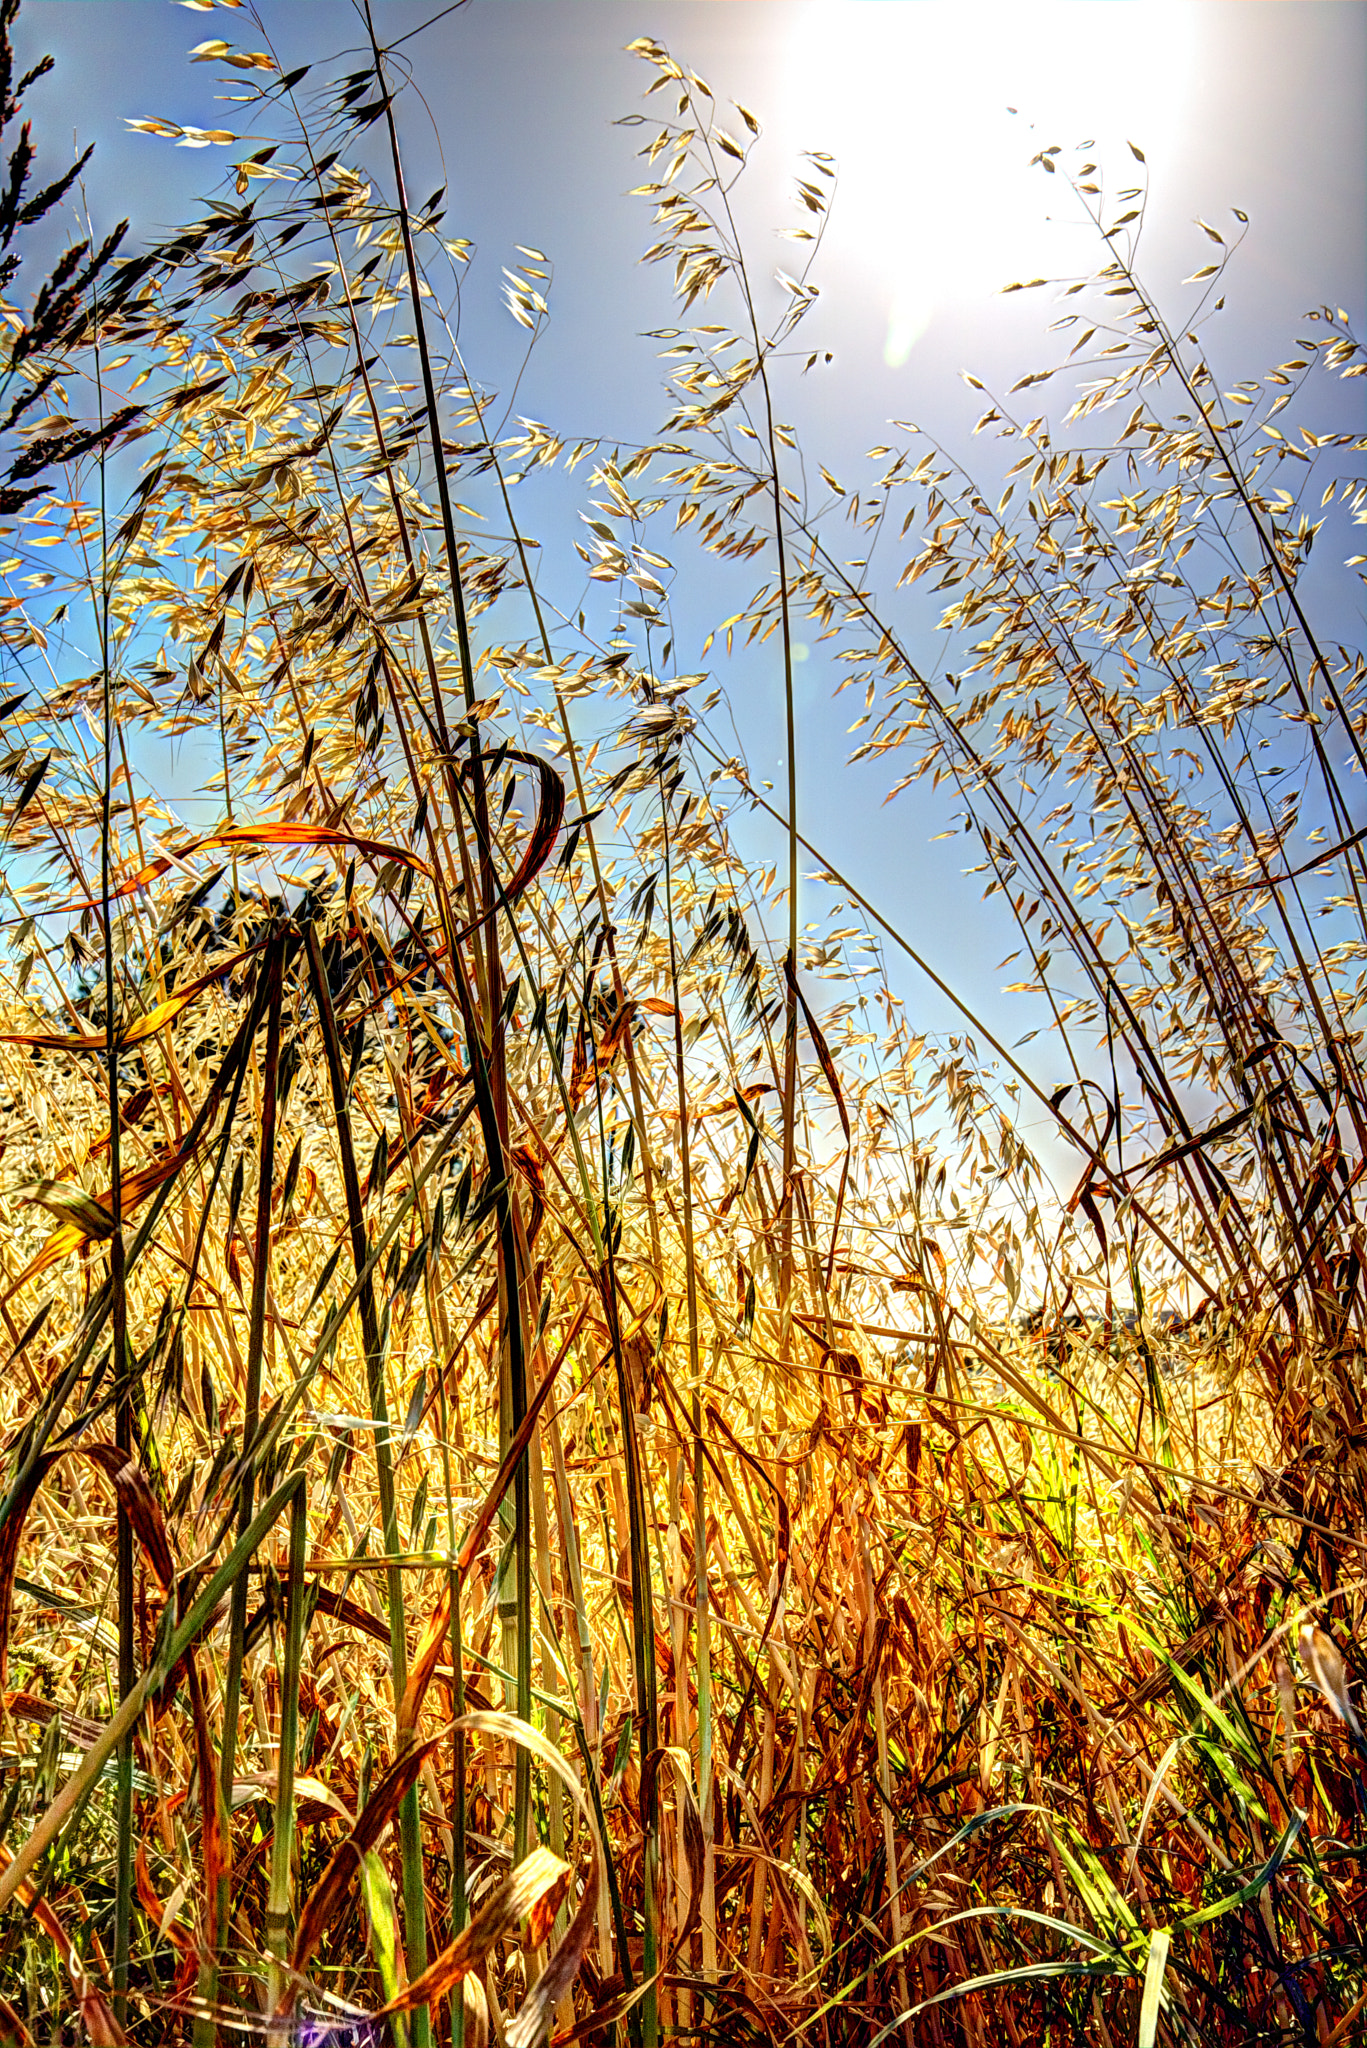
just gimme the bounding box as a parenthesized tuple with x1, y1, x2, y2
(0, 9, 1364, 2043)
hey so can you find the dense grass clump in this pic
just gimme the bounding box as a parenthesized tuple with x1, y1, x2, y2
(0, 8, 1364, 2043)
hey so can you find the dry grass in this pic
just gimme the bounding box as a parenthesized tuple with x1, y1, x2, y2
(0, 9, 1363, 2044)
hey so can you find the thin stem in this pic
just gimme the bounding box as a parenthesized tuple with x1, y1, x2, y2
(266, 1474, 308, 2029)
(217, 933, 285, 1977)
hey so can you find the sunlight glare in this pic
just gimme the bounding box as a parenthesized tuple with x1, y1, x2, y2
(783, 1, 1194, 365)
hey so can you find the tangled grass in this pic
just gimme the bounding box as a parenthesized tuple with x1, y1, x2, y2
(0, 7, 1363, 2043)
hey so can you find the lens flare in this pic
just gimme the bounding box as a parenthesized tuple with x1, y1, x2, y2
(783, 0, 1194, 364)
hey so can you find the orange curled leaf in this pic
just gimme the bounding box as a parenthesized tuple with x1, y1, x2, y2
(0, 948, 253, 1055)
(54, 854, 176, 916)
(641, 1746, 704, 1957)
(13, 1181, 115, 1239)
(500, 751, 565, 901)
(80, 1444, 176, 1592)
(285, 1733, 444, 2006)
(450, 1713, 602, 2048)
(374, 1846, 569, 2020)
(135, 1843, 194, 1957)
(183, 1650, 223, 1956)
(309, 1584, 394, 1648)
(395, 1582, 453, 1755)
(172, 820, 432, 877)
(452, 751, 565, 944)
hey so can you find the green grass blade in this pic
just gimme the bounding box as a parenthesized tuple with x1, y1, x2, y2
(1139, 1927, 1171, 2048)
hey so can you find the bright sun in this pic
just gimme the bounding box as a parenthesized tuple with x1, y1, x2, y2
(782, 0, 1195, 364)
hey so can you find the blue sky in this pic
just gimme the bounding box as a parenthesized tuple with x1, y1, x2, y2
(10, 0, 1367, 1063)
